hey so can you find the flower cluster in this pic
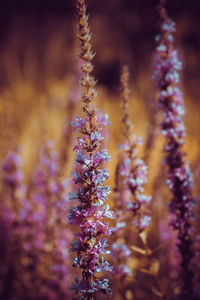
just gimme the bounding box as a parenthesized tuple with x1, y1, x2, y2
(31, 140, 59, 228)
(110, 243, 132, 279)
(68, 0, 112, 299)
(119, 66, 151, 232)
(0, 143, 72, 299)
(1, 151, 33, 299)
(30, 140, 72, 299)
(110, 66, 151, 290)
(153, 1, 195, 297)
(1, 150, 29, 224)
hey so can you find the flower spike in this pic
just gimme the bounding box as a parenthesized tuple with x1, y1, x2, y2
(153, 2, 195, 298)
(68, 1, 112, 299)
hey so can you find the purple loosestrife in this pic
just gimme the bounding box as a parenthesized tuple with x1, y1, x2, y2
(68, 1, 113, 299)
(111, 163, 131, 284)
(32, 141, 59, 231)
(110, 176, 132, 285)
(120, 66, 151, 232)
(110, 70, 132, 283)
(1, 150, 29, 226)
(1, 151, 32, 299)
(111, 243, 131, 278)
(31, 140, 72, 299)
(110, 66, 151, 294)
(153, 1, 195, 297)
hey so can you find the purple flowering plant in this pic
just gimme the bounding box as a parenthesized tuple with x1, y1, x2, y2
(0, 150, 33, 298)
(153, 1, 195, 297)
(119, 66, 151, 233)
(30, 140, 72, 299)
(68, 0, 113, 299)
(110, 66, 152, 295)
(0, 143, 73, 299)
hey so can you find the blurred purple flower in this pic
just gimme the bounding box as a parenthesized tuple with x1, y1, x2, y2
(153, 2, 195, 297)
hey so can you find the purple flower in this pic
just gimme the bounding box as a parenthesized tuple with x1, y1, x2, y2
(29, 141, 72, 298)
(96, 110, 111, 126)
(153, 2, 195, 296)
(2, 151, 24, 186)
(120, 153, 151, 229)
(111, 65, 152, 286)
(1, 151, 28, 223)
(90, 131, 104, 143)
(111, 243, 132, 279)
(71, 116, 89, 133)
(68, 0, 112, 298)
(138, 215, 151, 230)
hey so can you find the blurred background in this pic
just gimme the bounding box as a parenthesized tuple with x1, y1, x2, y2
(0, 0, 199, 180)
(0, 0, 200, 90)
